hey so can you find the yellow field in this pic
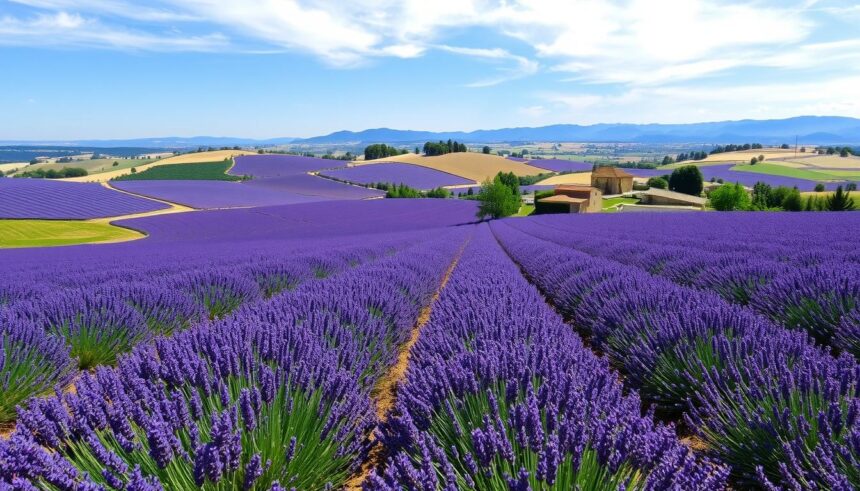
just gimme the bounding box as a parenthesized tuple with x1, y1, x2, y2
(0, 163, 25, 174)
(61, 150, 257, 183)
(0, 220, 143, 248)
(366, 153, 550, 182)
(781, 155, 860, 169)
(535, 172, 593, 186)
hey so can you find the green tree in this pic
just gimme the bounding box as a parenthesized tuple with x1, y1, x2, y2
(708, 182, 750, 211)
(495, 171, 519, 196)
(814, 183, 826, 192)
(750, 157, 758, 165)
(841, 148, 850, 158)
(782, 187, 803, 211)
(669, 165, 704, 196)
(646, 177, 668, 189)
(482, 146, 491, 154)
(826, 186, 856, 211)
(476, 178, 519, 220)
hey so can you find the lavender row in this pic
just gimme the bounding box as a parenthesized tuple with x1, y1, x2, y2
(1, 230, 466, 489)
(491, 220, 859, 488)
(368, 225, 726, 490)
(0, 179, 169, 219)
(506, 213, 860, 358)
(0, 238, 415, 425)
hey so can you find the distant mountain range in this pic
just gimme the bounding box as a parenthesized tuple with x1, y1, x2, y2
(4, 116, 859, 148)
(295, 116, 860, 145)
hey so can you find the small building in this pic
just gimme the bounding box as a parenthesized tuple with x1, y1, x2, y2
(639, 188, 706, 209)
(537, 185, 602, 213)
(591, 166, 634, 195)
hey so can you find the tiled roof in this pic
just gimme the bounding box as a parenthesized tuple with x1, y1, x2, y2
(592, 166, 634, 178)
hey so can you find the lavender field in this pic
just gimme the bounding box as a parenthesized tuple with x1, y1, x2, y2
(110, 155, 384, 209)
(319, 163, 473, 189)
(2, 198, 858, 490)
(0, 179, 168, 219)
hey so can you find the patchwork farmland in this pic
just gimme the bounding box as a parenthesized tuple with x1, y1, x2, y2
(1, 148, 859, 490)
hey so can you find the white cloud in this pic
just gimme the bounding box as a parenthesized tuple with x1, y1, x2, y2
(0, 11, 228, 51)
(3, 0, 860, 94)
(534, 76, 860, 125)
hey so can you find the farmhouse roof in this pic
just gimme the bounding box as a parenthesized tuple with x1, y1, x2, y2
(538, 195, 588, 204)
(642, 188, 707, 205)
(592, 166, 634, 178)
(555, 184, 595, 192)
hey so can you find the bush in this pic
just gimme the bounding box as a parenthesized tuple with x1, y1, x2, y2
(814, 183, 826, 192)
(647, 177, 668, 189)
(476, 177, 519, 219)
(668, 165, 704, 196)
(708, 182, 750, 211)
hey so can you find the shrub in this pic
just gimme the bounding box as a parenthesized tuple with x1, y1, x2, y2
(0, 309, 75, 422)
(668, 165, 704, 196)
(647, 176, 668, 189)
(39, 292, 152, 369)
(708, 182, 750, 211)
(476, 177, 519, 220)
(814, 183, 826, 192)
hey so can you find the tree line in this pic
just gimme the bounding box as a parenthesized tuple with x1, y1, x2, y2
(14, 167, 88, 179)
(364, 144, 409, 160)
(423, 139, 467, 156)
(381, 182, 450, 199)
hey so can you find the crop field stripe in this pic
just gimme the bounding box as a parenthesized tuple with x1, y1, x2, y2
(0, 219, 144, 248)
(345, 235, 471, 490)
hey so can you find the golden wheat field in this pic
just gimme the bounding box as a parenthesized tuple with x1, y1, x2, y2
(365, 152, 549, 182)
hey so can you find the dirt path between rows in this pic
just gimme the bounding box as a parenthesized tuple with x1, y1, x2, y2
(345, 238, 469, 490)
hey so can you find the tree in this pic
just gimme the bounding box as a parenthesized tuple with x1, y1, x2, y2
(826, 186, 856, 211)
(848, 183, 858, 191)
(750, 157, 758, 165)
(466, 187, 474, 196)
(495, 171, 519, 196)
(647, 177, 668, 189)
(112, 161, 119, 167)
(661, 156, 675, 166)
(782, 187, 803, 211)
(130, 167, 137, 174)
(668, 165, 704, 196)
(751, 182, 771, 210)
(476, 178, 520, 220)
(814, 183, 826, 192)
(758, 155, 765, 162)
(840, 148, 850, 158)
(708, 182, 750, 211)
(780, 143, 790, 149)
(482, 146, 491, 154)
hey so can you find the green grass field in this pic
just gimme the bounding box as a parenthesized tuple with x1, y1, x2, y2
(602, 197, 639, 212)
(515, 204, 535, 216)
(729, 163, 853, 181)
(113, 161, 241, 181)
(0, 220, 142, 248)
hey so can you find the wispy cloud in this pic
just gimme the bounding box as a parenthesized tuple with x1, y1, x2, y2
(0, 11, 227, 51)
(436, 45, 538, 87)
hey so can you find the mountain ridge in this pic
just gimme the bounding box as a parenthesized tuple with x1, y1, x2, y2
(3, 116, 858, 147)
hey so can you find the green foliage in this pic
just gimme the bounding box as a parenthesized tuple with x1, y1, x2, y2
(482, 146, 491, 154)
(782, 188, 803, 211)
(363, 144, 407, 160)
(710, 143, 762, 154)
(15, 167, 88, 179)
(115, 161, 242, 181)
(646, 177, 668, 189)
(708, 182, 750, 211)
(495, 171, 519, 196)
(476, 177, 519, 220)
(427, 381, 646, 490)
(112, 161, 119, 167)
(826, 186, 856, 211)
(814, 183, 826, 192)
(384, 183, 449, 199)
(423, 139, 467, 156)
(668, 165, 704, 196)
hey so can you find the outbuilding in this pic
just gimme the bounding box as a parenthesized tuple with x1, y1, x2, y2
(591, 166, 634, 195)
(537, 184, 602, 213)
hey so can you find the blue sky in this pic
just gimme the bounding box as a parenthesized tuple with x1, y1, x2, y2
(2, 0, 860, 139)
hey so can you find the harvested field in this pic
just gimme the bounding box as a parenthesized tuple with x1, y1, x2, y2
(61, 150, 256, 182)
(367, 152, 548, 181)
(535, 171, 593, 186)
